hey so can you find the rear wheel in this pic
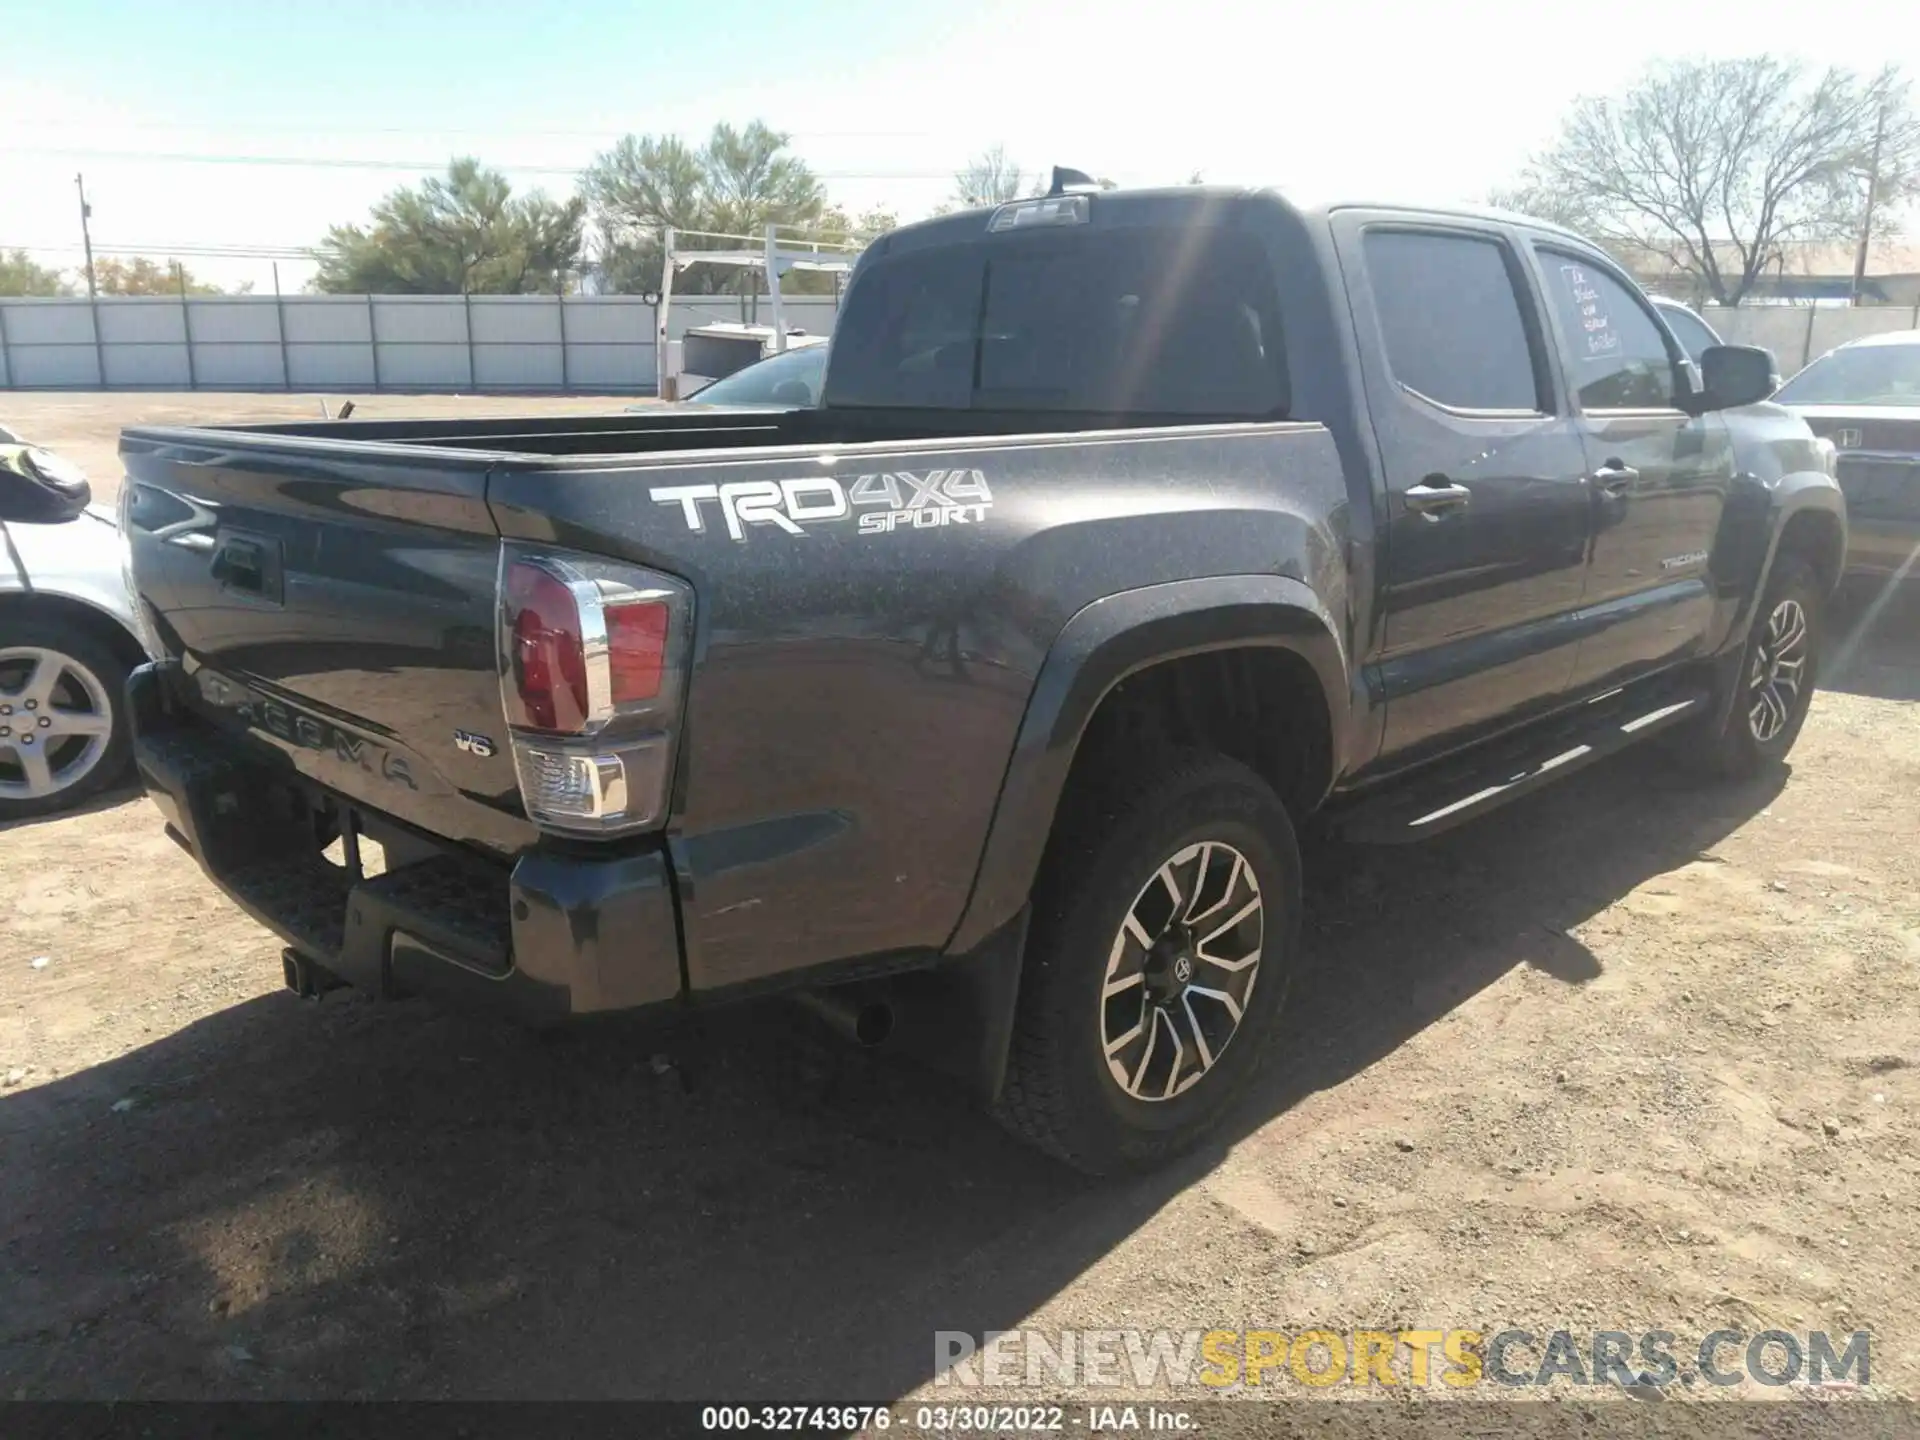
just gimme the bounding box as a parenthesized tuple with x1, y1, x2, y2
(997, 751, 1301, 1175)
(1674, 554, 1823, 780)
(0, 619, 135, 820)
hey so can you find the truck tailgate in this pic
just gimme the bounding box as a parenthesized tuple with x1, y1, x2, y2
(121, 432, 532, 857)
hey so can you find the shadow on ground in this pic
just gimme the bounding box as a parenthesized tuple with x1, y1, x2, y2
(0, 748, 1787, 1400)
(1826, 585, 1920, 703)
(0, 778, 143, 838)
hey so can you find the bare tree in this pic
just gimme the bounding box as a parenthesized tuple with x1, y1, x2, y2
(1495, 58, 1920, 305)
(951, 146, 1030, 209)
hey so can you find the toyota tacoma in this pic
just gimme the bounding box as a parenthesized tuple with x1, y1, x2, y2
(121, 181, 1844, 1173)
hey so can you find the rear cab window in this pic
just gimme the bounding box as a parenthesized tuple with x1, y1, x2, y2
(823, 220, 1289, 419)
(1360, 228, 1549, 413)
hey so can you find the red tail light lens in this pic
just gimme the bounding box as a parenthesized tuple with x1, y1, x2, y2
(607, 600, 669, 703)
(505, 560, 589, 732)
(496, 544, 693, 838)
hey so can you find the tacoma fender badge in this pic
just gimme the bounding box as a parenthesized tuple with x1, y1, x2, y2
(1660, 551, 1709, 571)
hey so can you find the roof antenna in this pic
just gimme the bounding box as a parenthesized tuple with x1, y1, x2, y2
(1048, 166, 1099, 196)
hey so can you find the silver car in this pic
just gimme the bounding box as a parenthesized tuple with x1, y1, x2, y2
(628, 344, 828, 413)
(1649, 295, 1724, 364)
(0, 425, 153, 819)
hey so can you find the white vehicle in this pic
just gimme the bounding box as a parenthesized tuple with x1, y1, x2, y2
(0, 426, 152, 819)
(628, 343, 829, 414)
(656, 226, 860, 399)
(1649, 295, 1723, 364)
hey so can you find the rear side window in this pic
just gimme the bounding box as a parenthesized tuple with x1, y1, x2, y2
(1537, 249, 1678, 409)
(1362, 230, 1544, 413)
(824, 227, 1287, 417)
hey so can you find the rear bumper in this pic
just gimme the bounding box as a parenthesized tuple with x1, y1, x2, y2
(128, 661, 685, 1024)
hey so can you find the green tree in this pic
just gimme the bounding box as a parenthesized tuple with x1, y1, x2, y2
(809, 204, 896, 245)
(582, 122, 829, 296)
(1494, 58, 1920, 305)
(0, 250, 72, 296)
(92, 257, 228, 295)
(311, 158, 585, 294)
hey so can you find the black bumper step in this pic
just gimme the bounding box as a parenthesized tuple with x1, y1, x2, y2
(128, 660, 687, 1023)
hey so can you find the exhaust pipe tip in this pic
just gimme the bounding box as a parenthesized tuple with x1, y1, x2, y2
(793, 987, 895, 1048)
(281, 948, 345, 1000)
(852, 1000, 894, 1047)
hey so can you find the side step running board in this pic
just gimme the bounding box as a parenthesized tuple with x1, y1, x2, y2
(1328, 687, 1708, 845)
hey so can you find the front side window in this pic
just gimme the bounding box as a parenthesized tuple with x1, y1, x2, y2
(1538, 249, 1679, 410)
(1362, 229, 1544, 412)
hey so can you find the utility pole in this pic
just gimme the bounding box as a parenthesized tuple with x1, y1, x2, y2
(1851, 97, 1889, 306)
(75, 173, 98, 299)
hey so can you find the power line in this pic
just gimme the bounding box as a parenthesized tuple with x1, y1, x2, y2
(6, 122, 954, 141)
(1, 146, 960, 182)
(2, 242, 315, 259)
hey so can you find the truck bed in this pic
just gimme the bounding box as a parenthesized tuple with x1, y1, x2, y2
(127, 402, 1278, 461)
(121, 412, 1350, 1000)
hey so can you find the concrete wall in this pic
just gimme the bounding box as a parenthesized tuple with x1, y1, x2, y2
(1691, 306, 1919, 374)
(5, 289, 1915, 393)
(0, 293, 845, 393)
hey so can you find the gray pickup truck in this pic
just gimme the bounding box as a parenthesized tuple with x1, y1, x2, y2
(121, 180, 1843, 1173)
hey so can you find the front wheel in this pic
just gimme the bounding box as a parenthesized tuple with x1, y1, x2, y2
(0, 619, 135, 820)
(1674, 554, 1823, 780)
(997, 752, 1301, 1175)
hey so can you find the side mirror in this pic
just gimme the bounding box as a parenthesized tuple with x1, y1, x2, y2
(0, 445, 94, 524)
(1692, 344, 1778, 412)
(769, 379, 815, 406)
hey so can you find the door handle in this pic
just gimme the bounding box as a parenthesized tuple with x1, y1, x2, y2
(1593, 461, 1640, 495)
(1404, 478, 1472, 518)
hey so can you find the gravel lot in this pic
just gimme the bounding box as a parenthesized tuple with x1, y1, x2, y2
(3, 392, 1919, 1411)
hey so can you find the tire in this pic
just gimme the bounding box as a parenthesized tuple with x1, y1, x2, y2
(997, 750, 1302, 1175)
(0, 617, 136, 821)
(1675, 553, 1823, 780)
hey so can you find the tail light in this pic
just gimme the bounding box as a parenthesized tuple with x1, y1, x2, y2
(497, 543, 693, 837)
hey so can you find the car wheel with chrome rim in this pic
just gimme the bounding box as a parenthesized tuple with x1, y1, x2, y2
(1671, 553, 1824, 781)
(998, 751, 1300, 1175)
(0, 619, 135, 820)
(1101, 839, 1265, 1103)
(1746, 597, 1809, 744)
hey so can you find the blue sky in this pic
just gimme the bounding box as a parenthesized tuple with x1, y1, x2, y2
(3, 0, 1915, 291)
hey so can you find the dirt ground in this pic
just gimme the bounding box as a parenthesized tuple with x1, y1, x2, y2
(3, 392, 1920, 1413)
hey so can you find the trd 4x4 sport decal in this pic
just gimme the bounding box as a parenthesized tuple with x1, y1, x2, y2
(649, 469, 992, 542)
